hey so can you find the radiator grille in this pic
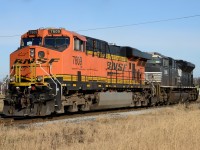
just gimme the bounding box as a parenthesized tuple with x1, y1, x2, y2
(145, 72, 162, 82)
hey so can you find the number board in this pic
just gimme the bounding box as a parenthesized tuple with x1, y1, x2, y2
(48, 29, 61, 34)
(28, 30, 38, 35)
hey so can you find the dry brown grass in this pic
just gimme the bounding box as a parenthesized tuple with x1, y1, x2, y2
(1, 103, 200, 150)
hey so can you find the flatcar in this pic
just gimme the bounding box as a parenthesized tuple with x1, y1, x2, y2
(3, 28, 198, 116)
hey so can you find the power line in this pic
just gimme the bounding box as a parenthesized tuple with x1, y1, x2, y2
(77, 14, 200, 31)
(0, 14, 200, 38)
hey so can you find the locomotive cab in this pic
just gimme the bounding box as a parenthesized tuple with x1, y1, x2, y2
(4, 28, 85, 116)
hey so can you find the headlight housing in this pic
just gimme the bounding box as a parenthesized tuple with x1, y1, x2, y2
(30, 48, 35, 58)
(36, 76, 43, 82)
(10, 76, 15, 82)
(38, 51, 45, 58)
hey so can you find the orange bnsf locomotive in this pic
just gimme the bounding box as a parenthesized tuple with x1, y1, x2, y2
(3, 28, 198, 116)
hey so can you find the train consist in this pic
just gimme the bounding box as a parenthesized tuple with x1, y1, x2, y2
(3, 28, 198, 116)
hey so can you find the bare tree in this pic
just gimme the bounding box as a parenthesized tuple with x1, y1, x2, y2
(0, 75, 8, 95)
(194, 77, 200, 87)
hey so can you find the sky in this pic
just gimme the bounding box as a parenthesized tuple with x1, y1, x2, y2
(0, 0, 200, 80)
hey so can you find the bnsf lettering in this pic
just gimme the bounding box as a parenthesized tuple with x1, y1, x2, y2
(73, 56, 82, 65)
(107, 62, 127, 71)
(37, 58, 48, 64)
(23, 59, 35, 64)
(14, 59, 35, 64)
(13, 58, 59, 65)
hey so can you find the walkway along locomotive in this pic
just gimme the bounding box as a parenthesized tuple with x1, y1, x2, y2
(3, 28, 198, 116)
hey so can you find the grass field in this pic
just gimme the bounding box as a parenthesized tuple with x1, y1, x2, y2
(1, 102, 200, 150)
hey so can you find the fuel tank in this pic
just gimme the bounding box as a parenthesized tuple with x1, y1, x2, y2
(91, 91, 132, 110)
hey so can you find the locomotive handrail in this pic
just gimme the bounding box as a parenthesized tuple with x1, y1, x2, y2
(38, 63, 58, 96)
(30, 62, 36, 82)
(49, 63, 62, 98)
(15, 64, 21, 83)
(10, 65, 14, 77)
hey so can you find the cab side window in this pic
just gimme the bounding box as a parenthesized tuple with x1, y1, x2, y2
(163, 59, 169, 67)
(74, 38, 84, 51)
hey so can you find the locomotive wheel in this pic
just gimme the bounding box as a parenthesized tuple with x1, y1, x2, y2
(67, 102, 78, 112)
(80, 101, 91, 111)
(3, 100, 55, 116)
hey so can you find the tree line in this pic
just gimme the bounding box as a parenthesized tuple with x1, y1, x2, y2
(194, 77, 200, 87)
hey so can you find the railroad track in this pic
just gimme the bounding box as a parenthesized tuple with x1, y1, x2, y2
(0, 107, 146, 126)
(0, 95, 5, 99)
(0, 100, 199, 127)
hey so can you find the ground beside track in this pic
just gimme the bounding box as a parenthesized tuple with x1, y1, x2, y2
(0, 104, 172, 126)
(1, 102, 200, 150)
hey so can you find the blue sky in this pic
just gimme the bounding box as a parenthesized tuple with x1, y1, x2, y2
(0, 0, 200, 80)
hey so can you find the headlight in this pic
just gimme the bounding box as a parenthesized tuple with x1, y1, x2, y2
(30, 48, 35, 58)
(36, 76, 43, 82)
(38, 51, 45, 58)
(10, 76, 15, 82)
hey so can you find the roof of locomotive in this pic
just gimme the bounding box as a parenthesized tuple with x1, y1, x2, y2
(84, 35, 109, 44)
(109, 45, 151, 60)
(148, 52, 168, 58)
(147, 52, 195, 71)
(128, 47, 151, 60)
(176, 59, 195, 71)
(84, 35, 151, 60)
(22, 28, 87, 41)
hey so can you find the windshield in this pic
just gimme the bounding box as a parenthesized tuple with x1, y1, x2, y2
(21, 37, 42, 47)
(44, 36, 70, 51)
(147, 58, 161, 64)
